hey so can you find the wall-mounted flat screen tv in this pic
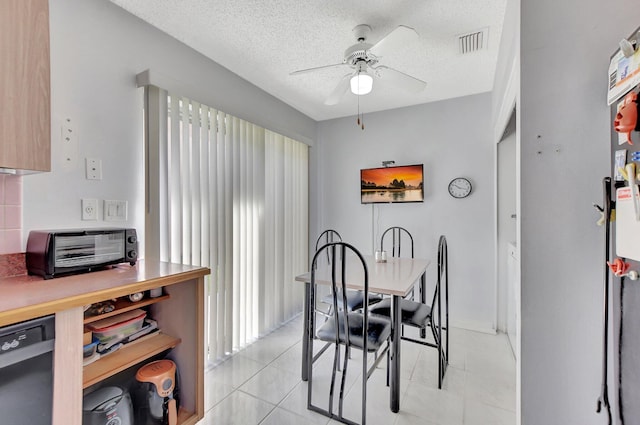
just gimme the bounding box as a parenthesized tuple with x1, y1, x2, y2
(360, 164, 424, 204)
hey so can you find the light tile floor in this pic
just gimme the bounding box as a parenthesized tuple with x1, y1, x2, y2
(198, 314, 516, 425)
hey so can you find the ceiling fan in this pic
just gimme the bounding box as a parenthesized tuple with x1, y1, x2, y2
(290, 24, 427, 105)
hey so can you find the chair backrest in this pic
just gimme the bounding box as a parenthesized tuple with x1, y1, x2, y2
(315, 229, 342, 251)
(314, 230, 342, 268)
(437, 235, 449, 355)
(429, 235, 448, 307)
(311, 241, 369, 351)
(380, 226, 414, 258)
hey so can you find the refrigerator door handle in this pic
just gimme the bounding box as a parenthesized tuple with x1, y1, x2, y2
(596, 176, 612, 425)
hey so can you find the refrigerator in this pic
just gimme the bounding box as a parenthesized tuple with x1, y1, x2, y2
(605, 25, 640, 425)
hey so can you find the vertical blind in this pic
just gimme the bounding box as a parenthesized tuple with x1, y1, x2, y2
(152, 90, 308, 363)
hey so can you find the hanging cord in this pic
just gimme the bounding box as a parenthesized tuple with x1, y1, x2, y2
(355, 71, 364, 130)
(618, 275, 625, 424)
(375, 205, 380, 250)
(356, 94, 364, 130)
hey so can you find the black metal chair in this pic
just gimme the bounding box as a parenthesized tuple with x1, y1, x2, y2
(313, 230, 342, 349)
(380, 226, 414, 259)
(315, 229, 343, 267)
(307, 242, 391, 425)
(370, 235, 450, 388)
(315, 230, 381, 312)
(314, 230, 342, 315)
(380, 226, 416, 300)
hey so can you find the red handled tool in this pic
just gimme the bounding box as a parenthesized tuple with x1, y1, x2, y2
(607, 257, 631, 276)
(614, 91, 639, 145)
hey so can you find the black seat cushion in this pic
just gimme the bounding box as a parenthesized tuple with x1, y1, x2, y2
(316, 312, 391, 352)
(321, 290, 383, 311)
(369, 298, 432, 328)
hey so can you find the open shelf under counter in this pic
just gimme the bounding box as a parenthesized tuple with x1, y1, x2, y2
(83, 294, 170, 324)
(83, 332, 181, 388)
(0, 260, 209, 425)
(177, 407, 201, 425)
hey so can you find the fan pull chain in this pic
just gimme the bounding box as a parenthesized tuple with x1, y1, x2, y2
(356, 95, 364, 130)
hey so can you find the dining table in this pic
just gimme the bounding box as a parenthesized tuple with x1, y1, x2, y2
(295, 254, 431, 413)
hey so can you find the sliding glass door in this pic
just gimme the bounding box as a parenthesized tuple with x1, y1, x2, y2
(143, 86, 308, 364)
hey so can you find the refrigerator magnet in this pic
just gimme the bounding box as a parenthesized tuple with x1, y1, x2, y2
(615, 149, 627, 180)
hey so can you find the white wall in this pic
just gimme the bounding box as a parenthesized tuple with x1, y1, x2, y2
(519, 1, 639, 423)
(492, 0, 519, 132)
(22, 0, 316, 255)
(313, 93, 496, 332)
(491, 0, 521, 419)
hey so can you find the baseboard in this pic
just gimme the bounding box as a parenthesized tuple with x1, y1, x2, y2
(450, 319, 497, 335)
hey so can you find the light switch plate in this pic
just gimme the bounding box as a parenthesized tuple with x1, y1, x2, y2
(104, 200, 127, 221)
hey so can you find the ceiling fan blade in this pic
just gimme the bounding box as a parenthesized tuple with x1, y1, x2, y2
(324, 74, 352, 105)
(375, 66, 426, 93)
(369, 25, 419, 57)
(290, 63, 348, 75)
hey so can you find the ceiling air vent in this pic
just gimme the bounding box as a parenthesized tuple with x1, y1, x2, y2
(458, 28, 489, 54)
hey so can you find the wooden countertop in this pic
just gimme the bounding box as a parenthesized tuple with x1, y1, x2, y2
(0, 260, 210, 327)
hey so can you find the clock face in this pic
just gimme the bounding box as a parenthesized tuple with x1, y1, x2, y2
(448, 178, 472, 198)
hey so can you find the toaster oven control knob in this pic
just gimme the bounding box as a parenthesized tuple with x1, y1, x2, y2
(127, 235, 137, 244)
(128, 249, 137, 259)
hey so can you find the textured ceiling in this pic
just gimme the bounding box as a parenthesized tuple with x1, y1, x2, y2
(110, 0, 507, 121)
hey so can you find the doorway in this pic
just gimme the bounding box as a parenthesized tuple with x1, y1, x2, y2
(497, 108, 517, 357)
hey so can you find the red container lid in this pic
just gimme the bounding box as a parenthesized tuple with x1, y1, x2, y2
(87, 309, 146, 332)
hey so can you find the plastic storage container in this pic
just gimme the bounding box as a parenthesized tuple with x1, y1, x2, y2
(87, 309, 147, 343)
(83, 337, 99, 358)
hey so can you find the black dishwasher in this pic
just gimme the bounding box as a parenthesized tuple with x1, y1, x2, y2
(0, 315, 55, 425)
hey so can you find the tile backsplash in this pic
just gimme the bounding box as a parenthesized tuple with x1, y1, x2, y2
(0, 175, 22, 254)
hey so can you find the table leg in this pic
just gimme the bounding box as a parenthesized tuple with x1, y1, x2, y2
(302, 281, 310, 381)
(391, 294, 401, 413)
(420, 272, 427, 338)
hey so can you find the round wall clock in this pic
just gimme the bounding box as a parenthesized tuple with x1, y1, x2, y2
(448, 177, 472, 198)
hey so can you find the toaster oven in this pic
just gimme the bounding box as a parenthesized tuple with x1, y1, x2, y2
(26, 228, 138, 279)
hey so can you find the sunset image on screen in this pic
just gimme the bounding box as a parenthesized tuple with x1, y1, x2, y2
(361, 165, 422, 187)
(360, 164, 424, 204)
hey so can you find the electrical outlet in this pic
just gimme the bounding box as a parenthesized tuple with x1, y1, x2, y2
(82, 198, 98, 220)
(86, 158, 102, 180)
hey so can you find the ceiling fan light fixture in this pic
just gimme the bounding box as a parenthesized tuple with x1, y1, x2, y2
(350, 71, 373, 95)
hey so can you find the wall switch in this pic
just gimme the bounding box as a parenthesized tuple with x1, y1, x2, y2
(104, 199, 127, 221)
(86, 158, 102, 180)
(82, 198, 98, 220)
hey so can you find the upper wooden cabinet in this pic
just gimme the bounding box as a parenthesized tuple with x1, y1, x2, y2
(0, 0, 51, 173)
